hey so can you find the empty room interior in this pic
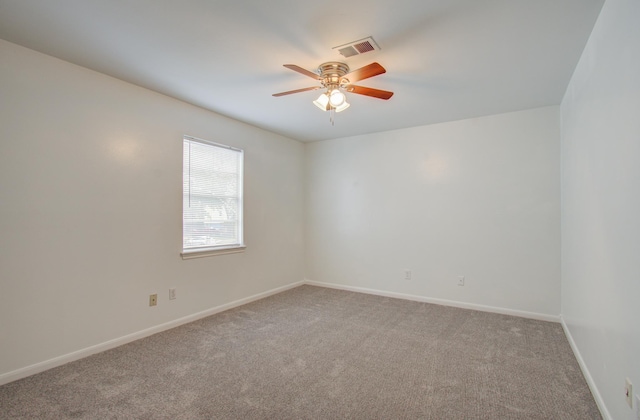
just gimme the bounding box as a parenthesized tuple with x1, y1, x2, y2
(0, 0, 638, 419)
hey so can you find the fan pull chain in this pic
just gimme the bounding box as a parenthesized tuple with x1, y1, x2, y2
(330, 108, 335, 126)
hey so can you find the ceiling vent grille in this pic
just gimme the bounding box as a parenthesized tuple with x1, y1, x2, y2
(333, 36, 380, 58)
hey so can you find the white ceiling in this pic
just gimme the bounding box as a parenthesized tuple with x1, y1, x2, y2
(0, 0, 603, 142)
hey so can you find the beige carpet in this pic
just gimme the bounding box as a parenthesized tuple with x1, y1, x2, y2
(0, 285, 601, 419)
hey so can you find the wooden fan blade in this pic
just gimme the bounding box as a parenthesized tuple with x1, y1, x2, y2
(346, 85, 394, 100)
(342, 62, 386, 83)
(283, 64, 322, 80)
(272, 86, 321, 97)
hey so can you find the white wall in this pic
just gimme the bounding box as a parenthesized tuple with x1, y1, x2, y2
(305, 106, 561, 317)
(0, 39, 305, 380)
(560, 0, 640, 418)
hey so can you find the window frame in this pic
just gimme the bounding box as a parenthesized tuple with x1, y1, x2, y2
(181, 135, 245, 260)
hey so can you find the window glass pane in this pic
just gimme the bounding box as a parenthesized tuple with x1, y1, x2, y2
(183, 137, 243, 250)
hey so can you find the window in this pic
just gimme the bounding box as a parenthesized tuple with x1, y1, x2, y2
(181, 136, 244, 259)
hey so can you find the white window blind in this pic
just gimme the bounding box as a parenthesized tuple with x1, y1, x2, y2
(183, 136, 244, 253)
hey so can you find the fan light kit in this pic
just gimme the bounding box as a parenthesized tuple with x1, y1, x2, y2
(273, 61, 393, 124)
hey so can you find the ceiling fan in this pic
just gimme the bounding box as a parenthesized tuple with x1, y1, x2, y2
(273, 61, 393, 114)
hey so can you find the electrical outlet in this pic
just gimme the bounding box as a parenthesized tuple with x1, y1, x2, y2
(458, 276, 465, 286)
(625, 377, 633, 408)
(404, 270, 412, 280)
(169, 288, 177, 300)
(149, 294, 157, 307)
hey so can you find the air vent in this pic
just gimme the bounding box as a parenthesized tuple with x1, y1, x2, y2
(333, 36, 380, 58)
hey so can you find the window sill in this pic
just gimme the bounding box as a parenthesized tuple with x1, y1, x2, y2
(181, 245, 246, 260)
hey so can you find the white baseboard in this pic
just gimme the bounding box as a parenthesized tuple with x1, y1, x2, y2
(304, 280, 560, 323)
(560, 316, 611, 420)
(2, 279, 608, 420)
(0, 279, 566, 387)
(0, 281, 304, 386)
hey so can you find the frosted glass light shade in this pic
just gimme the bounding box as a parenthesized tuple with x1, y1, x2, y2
(329, 90, 346, 107)
(313, 93, 329, 111)
(335, 101, 350, 113)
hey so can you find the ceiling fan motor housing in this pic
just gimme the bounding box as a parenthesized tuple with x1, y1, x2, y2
(317, 62, 350, 89)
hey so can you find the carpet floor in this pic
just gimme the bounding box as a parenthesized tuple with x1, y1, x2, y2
(0, 285, 601, 419)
